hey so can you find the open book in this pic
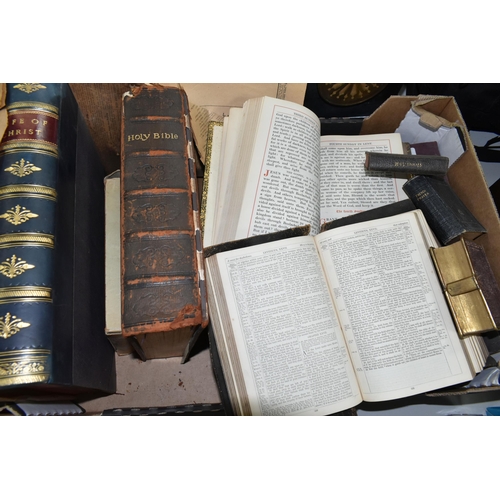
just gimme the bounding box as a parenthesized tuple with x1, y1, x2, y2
(203, 96, 407, 247)
(205, 209, 487, 416)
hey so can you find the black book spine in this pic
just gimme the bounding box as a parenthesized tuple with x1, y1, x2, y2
(0, 84, 61, 387)
(365, 152, 449, 176)
(402, 175, 486, 245)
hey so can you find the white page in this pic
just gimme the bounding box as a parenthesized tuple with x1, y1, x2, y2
(315, 210, 474, 401)
(320, 133, 407, 224)
(209, 236, 362, 415)
(233, 98, 322, 240)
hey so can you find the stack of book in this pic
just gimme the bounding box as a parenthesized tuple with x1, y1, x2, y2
(200, 93, 500, 416)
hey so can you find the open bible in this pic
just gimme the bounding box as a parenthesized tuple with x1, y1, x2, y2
(205, 209, 487, 416)
(203, 96, 407, 247)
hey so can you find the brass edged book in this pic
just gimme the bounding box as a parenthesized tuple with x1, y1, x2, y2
(430, 239, 500, 337)
(205, 209, 487, 416)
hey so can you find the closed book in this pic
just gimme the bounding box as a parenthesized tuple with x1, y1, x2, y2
(403, 141, 441, 156)
(0, 83, 116, 400)
(104, 170, 133, 355)
(121, 85, 208, 361)
(365, 151, 449, 176)
(402, 175, 486, 245)
(430, 239, 500, 336)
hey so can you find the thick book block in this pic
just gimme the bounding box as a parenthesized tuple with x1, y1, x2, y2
(402, 175, 486, 245)
(0, 83, 116, 400)
(121, 85, 208, 360)
(430, 239, 500, 337)
(104, 171, 133, 355)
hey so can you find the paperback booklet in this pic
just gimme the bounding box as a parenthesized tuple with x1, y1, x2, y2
(203, 96, 408, 247)
(205, 209, 487, 416)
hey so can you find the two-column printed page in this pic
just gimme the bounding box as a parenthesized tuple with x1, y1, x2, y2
(315, 211, 474, 401)
(209, 236, 362, 416)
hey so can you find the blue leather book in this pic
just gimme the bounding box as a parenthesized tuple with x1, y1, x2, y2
(0, 83, 115, 400)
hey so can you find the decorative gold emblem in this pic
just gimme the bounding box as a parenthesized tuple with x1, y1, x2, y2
(4, 158, 42, 177)
(317, 83, 388, 106)
(13, 83, 47, 94)
(0, 312, 30, 339)
(0, 205, 39, 225)
(0, 255, 35, 278)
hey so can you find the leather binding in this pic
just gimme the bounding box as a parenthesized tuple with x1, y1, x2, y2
(365, 151, 449, 177)
(402, 175, 486, 245)
(321, 199, 416, 233)
(0, 83, 116, 400)
(121, 85, 208, 361)
(430, 239, 500, 337)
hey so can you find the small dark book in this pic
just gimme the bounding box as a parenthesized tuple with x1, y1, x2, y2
(121, 85, 208, 361)
(403, 141, 441, 156)
(402, 175, 486, 245)
(0, 83, 116, 400)
(365, 151, 449, 177)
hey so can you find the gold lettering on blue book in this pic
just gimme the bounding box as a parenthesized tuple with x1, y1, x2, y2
(13, 83, 47, 94)
(0, 255, 35, 278)
(0, 312, 30, 339)
(0, 205, 39, 225)
(4, 158, 42, 177)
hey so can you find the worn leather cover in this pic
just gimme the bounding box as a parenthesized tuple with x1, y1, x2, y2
(121, 85, 208, 357)
(0, 83, 116, 400)
(365, 151, 449, 177)
(403, 175, 487, 245)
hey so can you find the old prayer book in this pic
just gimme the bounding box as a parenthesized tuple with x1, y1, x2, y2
(205, 209, 487, 416)
(203, 96, 408, 247)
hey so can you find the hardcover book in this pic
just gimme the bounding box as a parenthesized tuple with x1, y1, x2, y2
(121, 85, 208, 361)
(364, 151, 449, 177)
(430, 239, 500, 337)
(402, 175, 487, 245)
(0, 83, 116, 400)
(104, 170, 133, 355)
(205, 209, 487, 416)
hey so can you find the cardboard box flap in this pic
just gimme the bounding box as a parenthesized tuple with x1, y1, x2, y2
(361, 95, 500, 287)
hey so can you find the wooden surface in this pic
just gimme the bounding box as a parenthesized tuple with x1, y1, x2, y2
(70, 83, 135, 174)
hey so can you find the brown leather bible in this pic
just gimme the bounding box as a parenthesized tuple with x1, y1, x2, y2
(121, 85, 208, 361)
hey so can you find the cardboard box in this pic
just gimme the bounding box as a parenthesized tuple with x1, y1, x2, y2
(360, 95, 500, 288)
